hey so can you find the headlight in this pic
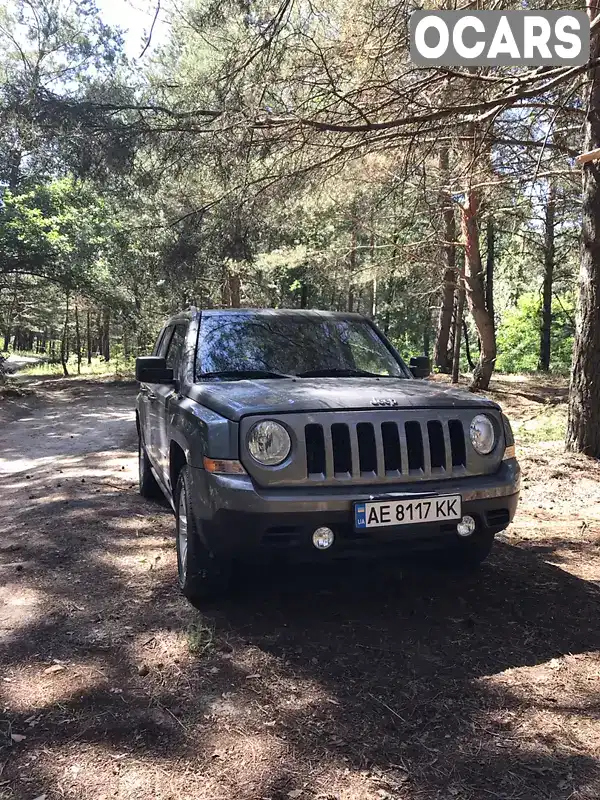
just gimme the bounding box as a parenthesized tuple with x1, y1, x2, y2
(470, 414, 496, 455)
(247, 420, 291, 466)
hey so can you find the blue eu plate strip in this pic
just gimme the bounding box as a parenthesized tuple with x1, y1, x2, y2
(355, 504, 366, 528)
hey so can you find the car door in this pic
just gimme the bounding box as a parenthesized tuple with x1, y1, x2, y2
(143, 326, 173, 471)
(154, 322, 188, 490)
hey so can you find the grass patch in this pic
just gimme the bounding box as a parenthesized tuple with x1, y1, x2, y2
(187, 621, 215, 656)
(20, 355, 135, 378)
(513, 406, 567, 445)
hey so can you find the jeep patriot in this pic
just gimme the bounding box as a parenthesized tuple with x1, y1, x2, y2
(136, 308, 520, 602)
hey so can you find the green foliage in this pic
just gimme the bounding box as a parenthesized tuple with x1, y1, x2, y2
(496, 293, 574, 374)
(0, 0, 584, 385)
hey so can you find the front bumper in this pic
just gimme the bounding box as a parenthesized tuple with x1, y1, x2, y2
(188, 459, 520, 560)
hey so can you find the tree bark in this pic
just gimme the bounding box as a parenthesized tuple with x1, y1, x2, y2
(463, 319, 476, 371)
(461, 190, 497, 390)
(451, 272, 465, 385)
(348, 225, 357, 312)
(60, 293, 70, 378)
(539, 182, 556, 372)
(485, 215, 495, 320)
(300, 281, 309, 308)
(75, 304, 82, 375)
(423, 315, 430, 359)
(228, 273, 241, 307)
(87, 310, 92, 365)
(567, 0, 600, 455)
(102, 308, 110, 361)
(434, 146, 457, 374)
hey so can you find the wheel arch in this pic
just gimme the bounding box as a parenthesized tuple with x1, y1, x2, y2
(170, 440, 188, 495)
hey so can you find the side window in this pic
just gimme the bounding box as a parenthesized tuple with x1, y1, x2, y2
(165, 324, 188, 373)
(156, 327, 173, 358)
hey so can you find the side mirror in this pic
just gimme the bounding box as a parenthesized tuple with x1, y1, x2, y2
(136, 356, 174, 384)
(409, 356, 431, 379)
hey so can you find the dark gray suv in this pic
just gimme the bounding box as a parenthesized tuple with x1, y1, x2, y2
(136, 308, 520, 602)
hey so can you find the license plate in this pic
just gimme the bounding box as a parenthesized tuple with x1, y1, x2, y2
(354, 495, 462, 529)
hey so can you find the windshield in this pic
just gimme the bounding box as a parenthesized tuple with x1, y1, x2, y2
(195, 314, 408, 379)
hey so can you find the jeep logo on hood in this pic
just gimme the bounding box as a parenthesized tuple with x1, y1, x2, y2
(371, 398, 398, 407)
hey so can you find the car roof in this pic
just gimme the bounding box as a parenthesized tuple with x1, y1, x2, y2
(165, 308, 367, 325)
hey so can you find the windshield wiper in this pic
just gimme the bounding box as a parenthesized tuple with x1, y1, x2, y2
(296, 368, 385, 378)
(198, 369, 291, 381)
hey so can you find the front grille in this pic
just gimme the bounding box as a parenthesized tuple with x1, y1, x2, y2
(305, 418, 467, 481)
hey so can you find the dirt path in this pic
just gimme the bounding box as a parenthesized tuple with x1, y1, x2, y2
(1, 378, 600, 800)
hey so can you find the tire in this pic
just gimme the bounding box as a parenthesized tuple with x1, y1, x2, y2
(443, 530, 496, 571)
(138, 435, 162, 500)
(175, 465, 230, 604)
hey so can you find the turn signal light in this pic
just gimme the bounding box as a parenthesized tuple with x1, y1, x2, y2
(203, 457, 247, 475)
(503, 444, 516, 460)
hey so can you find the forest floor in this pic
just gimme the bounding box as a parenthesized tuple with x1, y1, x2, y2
(1, 374, 600, 800)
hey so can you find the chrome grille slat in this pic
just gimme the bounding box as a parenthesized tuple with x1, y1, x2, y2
(442, 421, 453, 473)
(348, 425, 360, 478)
(420, 421, 432, 477)
(398, 421, 410, 477)
(374, 424, 386, 478)
(323, 425, 335, 479)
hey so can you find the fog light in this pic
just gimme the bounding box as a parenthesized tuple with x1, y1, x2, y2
(457, 515, 476, 537)
(312, 527, 335, 550)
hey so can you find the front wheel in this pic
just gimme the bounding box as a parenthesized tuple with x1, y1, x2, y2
(175, 466, 230, 604)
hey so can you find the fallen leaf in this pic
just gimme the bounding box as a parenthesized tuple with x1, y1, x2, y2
(288, 791, 303, 799)
(246, 674, 261, 679)
(10, 733, 26, 743)
(44, 664, 66, 675)
(33, 794, 47, 800)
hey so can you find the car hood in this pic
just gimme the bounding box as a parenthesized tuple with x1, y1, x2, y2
(186, 377, 499, 421)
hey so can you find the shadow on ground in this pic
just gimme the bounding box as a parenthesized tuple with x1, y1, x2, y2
(1, 380, 599, 799)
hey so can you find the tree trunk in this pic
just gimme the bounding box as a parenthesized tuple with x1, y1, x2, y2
(228, 273, 241, 307)
(451, 273, 465, 384)
(75, 304, 82, 375)
(463, 319, 476, 371)
(485, 215, 495, 320)
(461, 190, 497, 390)
(102, 309, 110, 361)
(423, 316, 430, 359)
(4, 269, 20, 351)
(60, 293, 70, 378)
(434, 146, 457, 374)
(348, 225, 357, 312)
(87, 310, 92, 365)
(300, 281, 309, 309)
(567, 0, 600, 454)
(539, 182, 556, 372)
